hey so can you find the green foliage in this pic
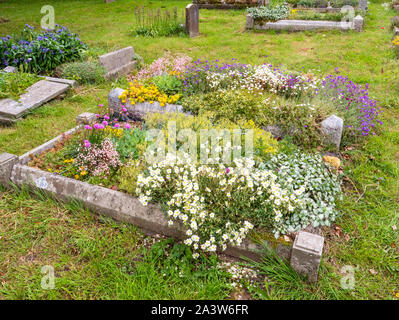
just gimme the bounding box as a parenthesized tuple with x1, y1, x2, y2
(117, 160, 146, 195)
(0, 25, 87, 74)
(247, 4, 290, 21)
(0, 71, 40, 100)
(152, 74, 183, 96)
(181, 90, 333, 148)
(260, 151, 343, 234)
(114, 128, 147, 161)
(59, 61, 105, 85)
(132, 22, 186, 38)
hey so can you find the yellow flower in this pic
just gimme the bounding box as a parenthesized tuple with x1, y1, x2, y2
(80, 171, 88, 176)
(74, 175, 79, 179)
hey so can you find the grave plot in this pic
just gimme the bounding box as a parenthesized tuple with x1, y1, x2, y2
(246, 1, 366, 32)
(193, 0, 263, 9)
(0, 68, 76, 124)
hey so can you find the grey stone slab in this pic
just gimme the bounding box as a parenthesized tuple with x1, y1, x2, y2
(321, 115, 344, 149)
(99, 47, 135, 80)
(76, 112, 97, 125)
(0, 152, 18, 187)
(0, 98, 28, 119)
(395, 5, 399, 11)
(2, 66, 17, 73)
(44, 76, 78, 88)
(252, 18, 353, 31)
(104, 60, 137, 80)
(18, 80, 69, 111)
(290, 231, 324, 282)
(394, 26, 399, 37)
(186, 4, 199, 37)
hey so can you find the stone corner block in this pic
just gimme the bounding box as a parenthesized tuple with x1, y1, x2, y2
(353, 15, 364, 32)
(2, 66, 17, 73)
(290, 231, 324, 282)
(321, 115, 343, 149)
(246, 14, 254, 29)
(0, 152, 19, 187)
(76, 112, 97, 125)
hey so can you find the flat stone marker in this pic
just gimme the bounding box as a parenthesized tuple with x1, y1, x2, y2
(290, 231, 324, 282)
(99, 47, 137, 80)
(0, 153, 18, 187)
(252, 19, 353, 31)
(186, 4, 199, 37)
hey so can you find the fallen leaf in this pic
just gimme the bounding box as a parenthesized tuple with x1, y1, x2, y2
(369, 269, 378, 275)
(392, 225, 397, 231)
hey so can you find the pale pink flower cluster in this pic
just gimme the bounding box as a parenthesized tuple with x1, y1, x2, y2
(76, 138, 122, 177)
(132, 53, 192, 80)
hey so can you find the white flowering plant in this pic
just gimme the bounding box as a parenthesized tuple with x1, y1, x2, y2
(136, 153, 316, 258)
(260, 152, 343, 236)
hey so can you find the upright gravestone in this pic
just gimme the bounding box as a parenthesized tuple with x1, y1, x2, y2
(186, 4, 199, 38)
(99, 46, 136, 80)
(358, 0, 368, 11)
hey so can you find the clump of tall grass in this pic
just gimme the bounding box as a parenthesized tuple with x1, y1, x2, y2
(131, 6, 186, 38)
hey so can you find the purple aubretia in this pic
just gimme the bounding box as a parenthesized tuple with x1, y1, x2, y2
(317, 75, 382, 137)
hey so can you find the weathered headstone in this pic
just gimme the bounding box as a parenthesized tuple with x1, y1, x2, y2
(246, 15, 254, 29)
(186, 4, 199, 37)
(104, 0, 115, 3)
(358, 0, 368, 11)
(99, 47, 137, 80)
(290, 231, 324, 282)
(320, 115, 344, 149)
(353, 15, 364, 32)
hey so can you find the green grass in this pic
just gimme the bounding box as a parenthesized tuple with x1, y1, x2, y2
(0, 0, 398, 300)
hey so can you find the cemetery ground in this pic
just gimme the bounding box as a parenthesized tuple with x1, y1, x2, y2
(0, 0, 398, 299)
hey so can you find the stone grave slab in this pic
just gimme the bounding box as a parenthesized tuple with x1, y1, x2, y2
(99, 47, 137, 80)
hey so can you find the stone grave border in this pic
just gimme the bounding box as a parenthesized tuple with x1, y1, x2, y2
(0, 67, 77, 124)
(0, 111, 327, 282)
(246, 14, 364, 32)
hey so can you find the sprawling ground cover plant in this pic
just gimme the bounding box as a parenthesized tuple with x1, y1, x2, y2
(0, 24, 87, 73)
(247, 3, 291, 21)
(316, 75, 382, 137)
(286, 0, 359, 8)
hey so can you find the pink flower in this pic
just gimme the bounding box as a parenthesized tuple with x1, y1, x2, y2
(99, 104, 104, 108)
(104, 115, 110, 120)
(124, 123, 131, 130)
(84, 140, 91, 148)
(96, 114, 100, 118)
(93, 123, 101, 129)
(122, 107, 127, 112)
(102, 120, 108, 126)
(114, 123, 120, 128)
(84, 125, 92, 130)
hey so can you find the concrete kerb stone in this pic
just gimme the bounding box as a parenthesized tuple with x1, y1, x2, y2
(76, 112, 97, 125)
(2, 66, 17, 73)
(353, 15, 364, 32)
(0, 153, 18, 187)
(290, 231, 324, 282)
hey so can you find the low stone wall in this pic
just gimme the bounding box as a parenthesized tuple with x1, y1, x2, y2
(246, 14, 364, 32)
(0, 114, 327, 281)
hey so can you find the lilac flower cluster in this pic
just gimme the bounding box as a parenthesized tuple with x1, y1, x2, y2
(0, 24, 87, 73)
(316, 75, 382, 136)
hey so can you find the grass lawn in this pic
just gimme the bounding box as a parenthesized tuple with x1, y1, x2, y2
(0, 0, 398, 300)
